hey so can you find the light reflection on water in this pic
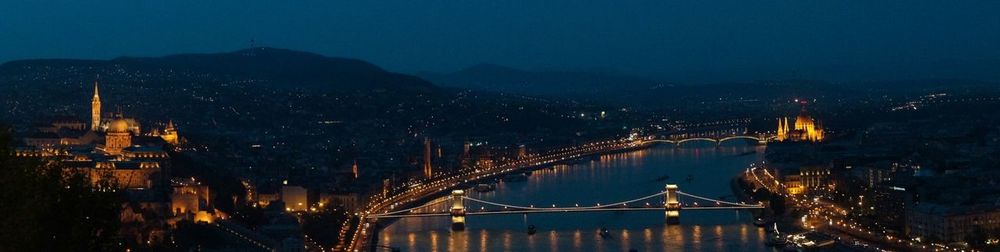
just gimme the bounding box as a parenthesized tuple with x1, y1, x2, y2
(381, 143, 772, 251)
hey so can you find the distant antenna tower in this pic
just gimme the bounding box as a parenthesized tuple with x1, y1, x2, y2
(246, 38, 258, 56)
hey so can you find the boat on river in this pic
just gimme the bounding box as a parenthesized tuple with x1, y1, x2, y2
(600, 227, 612, 239)
(766, 233, 788, 247)
(781, 244, 800, 251)
(765, 223, 787, 247)
(753, 217, 772, 227)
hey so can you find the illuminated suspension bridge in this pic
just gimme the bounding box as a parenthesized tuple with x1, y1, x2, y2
(367, 184, 764, 230)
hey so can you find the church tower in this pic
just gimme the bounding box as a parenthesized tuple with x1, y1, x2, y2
(783, 117, 791, 137)
(91, 80, 101, 131)
(776, 118, 786, 141)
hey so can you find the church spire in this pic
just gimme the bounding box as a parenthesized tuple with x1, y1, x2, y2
(93, 79, 100, 99)
(777, 117, 787, 141)
(783, 117, 790, 134)
(91, 78, 102, 131)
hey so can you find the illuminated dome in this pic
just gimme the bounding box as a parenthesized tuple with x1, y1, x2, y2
(108, 118, 131, 133)
(795, 111, 814, 125)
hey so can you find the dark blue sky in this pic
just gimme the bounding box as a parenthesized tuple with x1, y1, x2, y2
(2, 1, 999, 82)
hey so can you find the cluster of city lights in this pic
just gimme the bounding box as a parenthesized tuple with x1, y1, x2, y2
(342, 138, 645, 251)
(745, 164, 972, 252)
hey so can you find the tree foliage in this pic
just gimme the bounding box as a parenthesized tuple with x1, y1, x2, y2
(0, 128, 124, 251)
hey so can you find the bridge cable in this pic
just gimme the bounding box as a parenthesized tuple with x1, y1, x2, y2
(461, 191, 666, 211)
(676, 191, 762, 207)
(371, 196, 453, 217)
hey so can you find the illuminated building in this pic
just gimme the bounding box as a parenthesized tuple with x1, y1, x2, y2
(423, 137, 433, 178)
(784, 174, 805, 195)
(160, 120, 178, 145)
(14, 78, 196, 248)
(907, 203, 1000, 243)
(320, 192, 362, 212)
(382, 178, 392, 195)
(91, 80, 101, 130)
(352, 159, 359, 179)
(104, 118, 133, 155)
(872, 183, 913, 232)
(461, 141, 473, 168)
(282, 185, 308, 212)
(44, 116, 88, 132)
(799, 165, 832, 190)
(776, 103, 825, 142)
(476, 149, 494, 169)
(169, 178, 213, 223)
(16, 78, 178, 190)
(777, 117, 787, 141)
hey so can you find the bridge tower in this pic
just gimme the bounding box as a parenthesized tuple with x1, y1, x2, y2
(450, 190, 466, 231)
(665, 184, 680, 224)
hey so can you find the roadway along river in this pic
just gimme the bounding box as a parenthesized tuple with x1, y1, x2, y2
(379, 143, 770, 252)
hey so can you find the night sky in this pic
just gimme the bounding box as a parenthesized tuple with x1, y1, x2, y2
(3, 1, 999, 82)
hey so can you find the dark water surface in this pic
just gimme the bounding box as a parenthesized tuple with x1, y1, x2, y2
(380, 143, 771, 251)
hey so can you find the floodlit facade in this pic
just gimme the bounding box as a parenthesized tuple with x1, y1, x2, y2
(17, 79, 180, 190)
(776, 104, 825, 142)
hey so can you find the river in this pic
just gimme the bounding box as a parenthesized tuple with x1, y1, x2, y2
(379, 143, 770, 251)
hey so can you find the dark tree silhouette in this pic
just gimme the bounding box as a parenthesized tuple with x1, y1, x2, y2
(0, 127, 124, 251)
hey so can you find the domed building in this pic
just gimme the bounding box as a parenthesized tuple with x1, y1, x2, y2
(104, 117, 133, 154)
(14, 78, 199, 248)
(19, 79, 180, 189)
(777, 103, 825, 142)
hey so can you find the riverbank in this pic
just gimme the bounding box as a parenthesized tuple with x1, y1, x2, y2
(375, 143, 772, 251)
(361, 141, 653, 251)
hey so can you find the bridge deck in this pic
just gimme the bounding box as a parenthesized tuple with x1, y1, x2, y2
(371, 205, 762, 218)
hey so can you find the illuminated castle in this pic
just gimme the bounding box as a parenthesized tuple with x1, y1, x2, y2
(17, 79, 182, 189)
(776, 104, 825, 142)
(15, 79, 202, 247)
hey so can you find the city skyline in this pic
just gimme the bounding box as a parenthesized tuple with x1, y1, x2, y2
(3, 2, 1000, 252)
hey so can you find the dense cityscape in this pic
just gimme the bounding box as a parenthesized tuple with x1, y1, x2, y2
(4, 2, 1000, 252)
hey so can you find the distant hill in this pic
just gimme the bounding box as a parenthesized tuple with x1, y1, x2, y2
(417, 64, 866, 107)
(0, 47, 434, 91)
(419, 62, 1000, 109)
(0, 48, 621, 146)
(418, 64, 662, 97)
